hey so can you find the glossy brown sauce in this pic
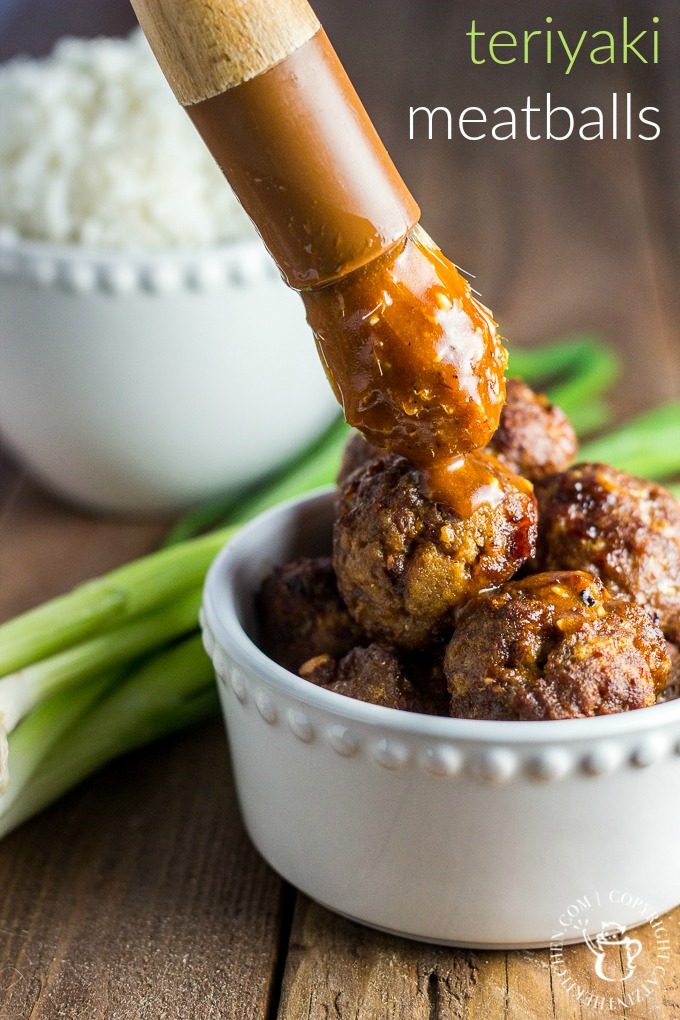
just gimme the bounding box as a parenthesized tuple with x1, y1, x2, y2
(505, 571, 609, 633)
(186, 29, 509, 516)
(423, 449, 532, 518)
(302, 225, 508, 513)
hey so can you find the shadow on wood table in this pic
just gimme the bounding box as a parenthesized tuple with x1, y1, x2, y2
(0, 0, 679, 1017)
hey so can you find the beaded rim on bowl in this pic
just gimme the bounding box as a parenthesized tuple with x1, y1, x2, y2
(201, 489, 680, 783)
(202, 611, 680, 784)
(0, 226, 279, 294)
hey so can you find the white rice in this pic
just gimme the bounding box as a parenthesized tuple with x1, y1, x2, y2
(0, 30, 255, 248)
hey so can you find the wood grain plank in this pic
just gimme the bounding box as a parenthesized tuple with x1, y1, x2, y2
(0, 463, 288, 1018)
(277, 897, 479, 1020)
(0, 722, 290, 1020)
(0, 1, 291, 1003)
(548, 913, 678, 1020)
(1, 2, 679, 1019)
(278, 900, 680, 1019)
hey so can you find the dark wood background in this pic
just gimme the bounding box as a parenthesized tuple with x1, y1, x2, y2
(0, 1, 679, 1017)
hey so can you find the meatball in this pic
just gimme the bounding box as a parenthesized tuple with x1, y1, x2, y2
(535, 463, 680, 642)
(337, 431, 383, 489)
(257, 557, 365, 673)
(336, 378, 576, 493)
(406, 645, 451, 716)
(334, 454, 538, 648)
(300, 642, 425, 712)
(486, 377, 577, 481)
(445, 571, 670, 721)
(658, 642, 680, 703)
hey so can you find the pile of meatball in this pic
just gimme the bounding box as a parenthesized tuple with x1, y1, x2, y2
(258, 379, 680, 720)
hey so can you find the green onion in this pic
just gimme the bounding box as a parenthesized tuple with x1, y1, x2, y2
(0, 526, 236, 677)
(0, 671, 116, 818)
(580, 400, 680, 480)
(508, 335, 621, 434)
(0, 589, 202, 735)
(0, 413, 350, 834)
(0, 636, 217, 838)
(163, 414, 350, 545)
(165, 336, 618, 546)
(508, 334, 620, 406)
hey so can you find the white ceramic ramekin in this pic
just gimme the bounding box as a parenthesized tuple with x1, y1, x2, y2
(0, 229, 336, 513)
(201, 489, 680, 949)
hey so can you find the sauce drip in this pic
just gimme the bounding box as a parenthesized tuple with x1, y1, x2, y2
(303, 225, 508, 491)
(422, 449, 532, 519)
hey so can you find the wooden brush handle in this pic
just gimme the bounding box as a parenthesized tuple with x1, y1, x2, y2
(131, 0, 506, 491)
(131, 0, 419, 287)
(130, 0, 320, 105)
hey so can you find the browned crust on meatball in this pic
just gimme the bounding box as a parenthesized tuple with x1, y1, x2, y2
(486, 378, 578, 482)
(300, 642, 425, 712)
(333, 454, 538, 649)
(257, 556, 365, 673)
(658, 641, 680, 703)
(535, 463, 680, 643)
(337, 431, 383, 490)
(444, 571, 670, 721)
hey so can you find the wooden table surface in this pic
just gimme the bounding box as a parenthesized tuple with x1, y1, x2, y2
(1, 1, 679, 1017)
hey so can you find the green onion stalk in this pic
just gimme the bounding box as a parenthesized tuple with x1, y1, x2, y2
(507, 334, 620, 434)
(0, 636, 217, 839)
(1, 335, 679, 837)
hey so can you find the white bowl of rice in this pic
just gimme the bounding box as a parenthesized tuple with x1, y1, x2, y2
(0, 32, 336, 513)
